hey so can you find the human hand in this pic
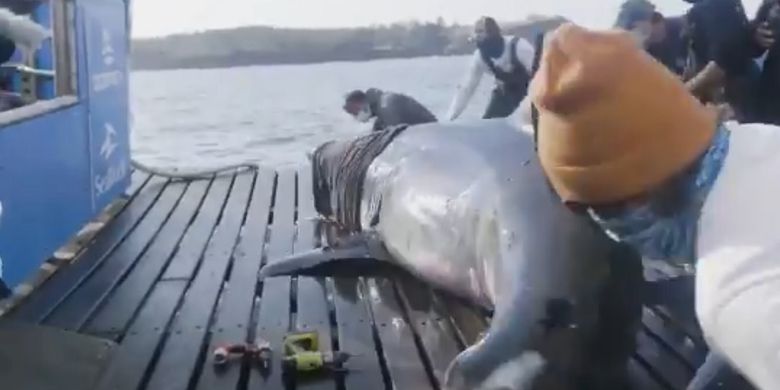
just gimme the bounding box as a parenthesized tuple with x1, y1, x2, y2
(755, 22, 775, 49)
(705, 103, 735, 122)
(716, 103, 735, 122)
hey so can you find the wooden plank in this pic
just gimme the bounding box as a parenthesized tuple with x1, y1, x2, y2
(331, 277, 386, 390)
(44, 180, 206, 331)
(293, 224, 337, 388)
(395, 277, 461, 387)
(365, 277, 435, 390)
(435, 294, 487, 347)
(293, 276, 337, 390)
(291, 166, 337, 390)
(644, 270, 702, 342)
(126, 171, 151, 198)
(0, 320, 116, 390)
(193, 169, 275, 390)
(651, 305, 704, 346)
(143, 174, 254, 390)
(95, 280, 188, 390)
(297, 165, 317, 219)
(248, 170, 296, 390)
(162, 176, 235, 280)
(635, 329, 694, 390)
(686, 355, 755, 390)
(628, 359, 666, 390)
(9, 176, 169, 323)
(642, 308, 706, 370)
(86, 177, 231, 336)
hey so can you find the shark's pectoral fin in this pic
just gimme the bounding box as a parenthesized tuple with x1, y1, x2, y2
(444, 336, 545, 390)
(258, 233, 395, 279)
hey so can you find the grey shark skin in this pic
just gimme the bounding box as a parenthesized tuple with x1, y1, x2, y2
(259, 118, 641, 390)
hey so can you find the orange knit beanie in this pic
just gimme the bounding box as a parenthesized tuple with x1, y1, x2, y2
(530, 23, 717, 205)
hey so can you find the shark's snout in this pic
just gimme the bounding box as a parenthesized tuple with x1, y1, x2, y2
(444, 344, 545, 390)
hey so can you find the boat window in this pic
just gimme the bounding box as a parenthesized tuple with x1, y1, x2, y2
(0, 1, 78, 123)
(52, 0, 78, 97)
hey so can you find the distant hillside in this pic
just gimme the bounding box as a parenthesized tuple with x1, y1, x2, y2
(130, 17, 568, 70)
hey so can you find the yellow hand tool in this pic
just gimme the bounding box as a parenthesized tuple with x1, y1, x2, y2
(282, 331, 353, 374)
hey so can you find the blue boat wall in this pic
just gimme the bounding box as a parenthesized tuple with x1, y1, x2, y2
(0, 0, 131, 289)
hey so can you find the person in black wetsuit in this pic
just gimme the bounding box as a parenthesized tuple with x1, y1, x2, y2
(343, 88, 437, 132)
(446, 16, 535, 120)
(749, 0, 780, 125)
(682, 0, 761, 123)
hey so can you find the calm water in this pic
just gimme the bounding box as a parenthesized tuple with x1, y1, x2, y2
(130, 55, 499, 170)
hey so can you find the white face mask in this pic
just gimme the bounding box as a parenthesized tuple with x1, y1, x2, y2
(355, 107, 372, 123)
(630, 26, 651, 46)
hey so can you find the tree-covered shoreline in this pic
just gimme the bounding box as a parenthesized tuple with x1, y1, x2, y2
(131, 17, 567, 70)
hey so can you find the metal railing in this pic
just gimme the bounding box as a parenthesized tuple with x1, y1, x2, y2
(0, 62, 56, 103)
(0, 63, 55, 79)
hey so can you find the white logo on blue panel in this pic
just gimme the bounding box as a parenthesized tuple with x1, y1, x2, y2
(102, 28, 114, 66)
(100, 123, 118, 161)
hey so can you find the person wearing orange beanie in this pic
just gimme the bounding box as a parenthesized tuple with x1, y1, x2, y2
(531, 23, 780, 390)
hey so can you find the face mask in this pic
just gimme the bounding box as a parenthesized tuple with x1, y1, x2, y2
(589, 204, 699, 264)
(355, 106, 372, 123)
(477, 36, 505, 59)
(587, 125, 731, 265)
(629, 27, 651, 46)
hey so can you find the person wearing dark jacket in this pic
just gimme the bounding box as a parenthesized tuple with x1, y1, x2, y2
(682, 0, 761, 122)
(646, 13, 688, 75)
(750, 0, 780, 124)
(343, 88, 437, 132)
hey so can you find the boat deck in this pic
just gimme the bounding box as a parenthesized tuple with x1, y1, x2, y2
(2, 169, 740, 389)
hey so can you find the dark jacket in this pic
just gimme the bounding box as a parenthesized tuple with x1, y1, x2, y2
(365, 88, 437, 132)
(646, 17, 687, 75)
(685, 0, 761, 121)
(753, 0, 780, 124)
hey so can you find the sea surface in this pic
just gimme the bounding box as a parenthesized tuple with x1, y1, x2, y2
(130, 55, 498, 170)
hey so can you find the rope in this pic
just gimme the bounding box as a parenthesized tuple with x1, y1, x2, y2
(311, 125, 408, 232)
(130, 158, 259, 181)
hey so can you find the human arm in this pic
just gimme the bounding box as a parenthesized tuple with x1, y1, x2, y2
(445, 51, 485, 121)
(685, 60, 725, 100)
(693, 124, 780, 390)
(684, 0, 753, 100)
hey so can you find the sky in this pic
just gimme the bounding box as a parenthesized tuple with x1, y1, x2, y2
(131, 0, 765, 38)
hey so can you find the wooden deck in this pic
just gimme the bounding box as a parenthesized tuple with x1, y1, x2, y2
(0, 169, 739, 389)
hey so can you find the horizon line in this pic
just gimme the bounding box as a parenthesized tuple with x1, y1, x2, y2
(131, 14, 565, 40)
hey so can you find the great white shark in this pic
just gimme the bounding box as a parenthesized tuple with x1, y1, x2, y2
(259, 118, 643, 389)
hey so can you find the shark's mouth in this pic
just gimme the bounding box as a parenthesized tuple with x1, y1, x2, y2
(311, 125, 408, 232)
